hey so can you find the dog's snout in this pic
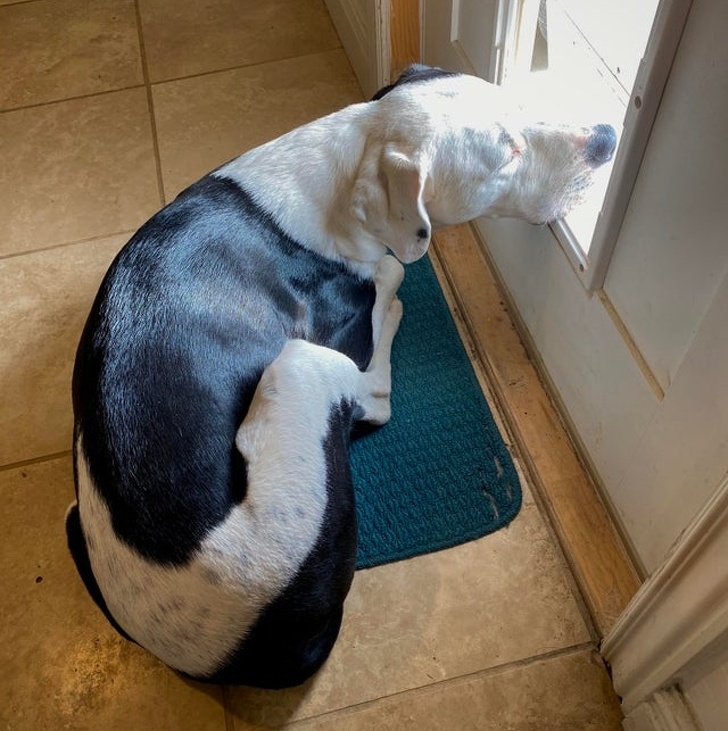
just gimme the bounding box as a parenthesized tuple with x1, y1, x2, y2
(585, 124, 617, 167)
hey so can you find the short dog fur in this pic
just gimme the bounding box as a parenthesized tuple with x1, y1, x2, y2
(67, 66, 617, 687)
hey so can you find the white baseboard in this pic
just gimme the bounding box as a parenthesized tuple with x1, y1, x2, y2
(623, 689, 701, 731)
(601, 477, 728, 712)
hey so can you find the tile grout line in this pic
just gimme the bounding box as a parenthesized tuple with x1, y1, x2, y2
(0, 0, 43, 10)
(0, 229, 137, 263)
(133, 0, 166, 207)
(0, 82, 147, 116)
(0, 47, 346, 117)
(0, 450, 73, 473)
(287, 642, 599, 729)
(148, 45, 345, 89)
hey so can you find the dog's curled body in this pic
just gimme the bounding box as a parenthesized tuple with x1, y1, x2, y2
(68, 175, 386, 687)
(67, 65, 618, 688)
(73, 176, 376, 564)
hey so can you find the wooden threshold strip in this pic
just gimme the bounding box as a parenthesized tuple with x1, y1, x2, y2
(432, 223, 640, 638)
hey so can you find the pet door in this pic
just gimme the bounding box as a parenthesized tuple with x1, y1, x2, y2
(491, 0, 692, 289)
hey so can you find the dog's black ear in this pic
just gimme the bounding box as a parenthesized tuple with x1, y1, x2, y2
(371, 64, 459, 100)
(371, 82, 396, 101)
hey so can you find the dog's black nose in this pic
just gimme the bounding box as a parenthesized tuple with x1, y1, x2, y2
(585, 124, 617, 167)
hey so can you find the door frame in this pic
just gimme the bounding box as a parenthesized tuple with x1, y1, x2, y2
(324, 0, 421, 99)
(323, 0, 390, 98)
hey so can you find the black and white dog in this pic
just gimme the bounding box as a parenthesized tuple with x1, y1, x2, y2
(66, 66, 616, 688)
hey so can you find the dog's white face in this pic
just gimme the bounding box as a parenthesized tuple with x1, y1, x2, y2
(361, 71, 617, 263)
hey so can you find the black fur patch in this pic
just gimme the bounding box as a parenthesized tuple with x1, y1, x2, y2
(372, 64, 460, 101)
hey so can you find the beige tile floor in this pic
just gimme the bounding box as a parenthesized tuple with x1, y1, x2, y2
(0, 1, 624, 728)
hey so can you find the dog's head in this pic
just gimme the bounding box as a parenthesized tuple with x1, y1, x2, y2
(359, 66, 617, 263)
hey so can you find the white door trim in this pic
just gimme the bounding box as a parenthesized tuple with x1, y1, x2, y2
(324, 0, 390, 98)
(584, 0, 693, 292)
(601, 475, 728, 714)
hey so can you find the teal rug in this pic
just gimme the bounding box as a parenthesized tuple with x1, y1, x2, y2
(351, 255, 522, 569)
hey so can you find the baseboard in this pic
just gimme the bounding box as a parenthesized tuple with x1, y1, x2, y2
(602, 475, 728, 714)
(623, 689, 701, 731)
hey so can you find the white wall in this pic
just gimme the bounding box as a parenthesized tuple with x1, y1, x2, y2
(683, 656, 728, 731)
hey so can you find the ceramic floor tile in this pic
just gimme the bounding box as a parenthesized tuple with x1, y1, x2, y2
(153, 49, 363, 199)
(0, 456, 227, 730)
(0, 0, 143, 110)
(225, 502, 590, 727)
(0, 88, 160, 257)
(0, 235, 129, 466)
(290, 649, 623, 731)
(139, 0, 341, 83)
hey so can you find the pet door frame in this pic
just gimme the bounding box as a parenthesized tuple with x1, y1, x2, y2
(490, 0, 693, 292)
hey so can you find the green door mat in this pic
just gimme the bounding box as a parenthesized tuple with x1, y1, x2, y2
(351, 254, 522, 569)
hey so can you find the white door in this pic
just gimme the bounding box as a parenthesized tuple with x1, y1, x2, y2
(423, 0, 728, 577)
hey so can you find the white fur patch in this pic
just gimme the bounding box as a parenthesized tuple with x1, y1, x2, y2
(77, 445, 274, 676)
(216, 72, 613, 267)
